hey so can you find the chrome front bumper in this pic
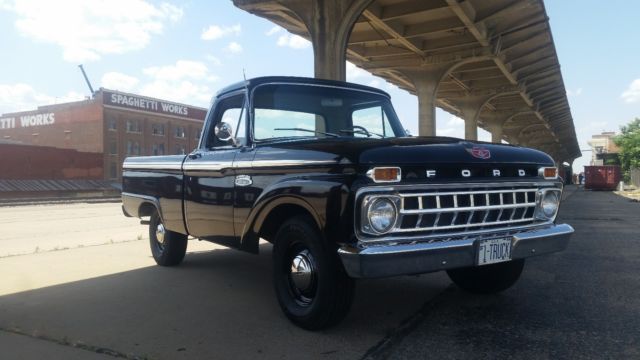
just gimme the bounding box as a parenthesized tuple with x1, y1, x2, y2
(338, 223, 574, 278)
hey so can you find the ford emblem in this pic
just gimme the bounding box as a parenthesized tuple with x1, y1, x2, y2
(468, 146, 491, 159)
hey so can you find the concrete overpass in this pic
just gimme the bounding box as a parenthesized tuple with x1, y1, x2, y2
(233, 0, 580, 165)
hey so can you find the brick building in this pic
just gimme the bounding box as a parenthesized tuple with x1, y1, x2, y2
(0, 89, 206, 181)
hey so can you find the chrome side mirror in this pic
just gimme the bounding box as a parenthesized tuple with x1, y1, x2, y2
(215, 122, 238, 146)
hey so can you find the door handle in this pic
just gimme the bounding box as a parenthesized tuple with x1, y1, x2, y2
(188, 152, 202, 160)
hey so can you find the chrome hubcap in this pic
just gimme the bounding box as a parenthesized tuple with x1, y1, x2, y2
(155, 223, 165, 245)
(290, 250, 315, 293)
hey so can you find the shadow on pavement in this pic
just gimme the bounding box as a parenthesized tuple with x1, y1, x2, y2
(0, 243, 449, 359)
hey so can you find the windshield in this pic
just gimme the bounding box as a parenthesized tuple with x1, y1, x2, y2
(252, 83, 405, 141)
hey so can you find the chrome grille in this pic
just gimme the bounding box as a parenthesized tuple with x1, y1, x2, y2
(396, 188, 538, 233)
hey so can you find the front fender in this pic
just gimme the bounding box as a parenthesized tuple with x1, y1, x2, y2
(240, 177, 353, 252)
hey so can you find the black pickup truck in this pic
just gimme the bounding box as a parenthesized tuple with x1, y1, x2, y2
(122, 76, 573, 330)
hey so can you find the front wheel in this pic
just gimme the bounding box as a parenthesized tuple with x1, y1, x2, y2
(446, 259, 525, 294)
(272, 216, 355, 330)
(149, 211, 187, 266)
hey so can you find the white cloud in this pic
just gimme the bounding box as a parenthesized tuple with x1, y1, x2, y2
(621, 79, 640, 103)
(201, 24, 241, 41)
(567, 87, 583, 97)
(225, 41, 243, 54)
(140, 80, 211, 106)
(478, 127, 492, 142)
(143, 60, 210, 81)
(265, 25, 282, 36)
(0, 83, 84, 114)
(1, 0, 183, 62)
(436, 116, 465, 138)
(276, 33, 310, 49)
(101, 72, 140, 92)
(205, 54, 222, 66)
(346, 62, 368, 81)
(386, 82, 399, 91)
(138, 60, 218, 106)
(446, 115, 464, 126)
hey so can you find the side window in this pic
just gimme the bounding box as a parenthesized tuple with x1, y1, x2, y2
(207, 94, 246, 148)
(351, 106, 396, 138)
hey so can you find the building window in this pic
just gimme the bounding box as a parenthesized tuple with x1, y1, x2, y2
(126, 119, 141, 133)
(152, 143, 165, 155)
(127, 140, 141, 155)
(174, 126, 185, 138)
(175, 144, 186, 155)
(107, 117, 117, 131)
(109, 162, 117, 179)
(152, 123, 165, 136)
(109, 140, 117, 155)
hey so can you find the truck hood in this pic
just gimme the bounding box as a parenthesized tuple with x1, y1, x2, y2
(257, 137, 554, 166)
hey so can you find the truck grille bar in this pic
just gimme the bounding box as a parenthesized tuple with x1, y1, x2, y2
(396, 188, 538, 233)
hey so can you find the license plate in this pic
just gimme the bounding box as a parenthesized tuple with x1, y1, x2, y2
(477, 237, 512, 265)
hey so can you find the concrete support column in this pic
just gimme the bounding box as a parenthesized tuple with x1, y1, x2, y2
(488, 123, 503, 143)
(401, 65, 451, 137)
(285, 0, 374, 81)
(482, 111, 521, 144)
(455, 94, 496, 141)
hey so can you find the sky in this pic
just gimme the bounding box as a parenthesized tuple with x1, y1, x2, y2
(0, 0, 639, 171)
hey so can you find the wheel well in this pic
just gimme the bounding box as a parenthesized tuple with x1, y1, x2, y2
(259, 204, 317, 243)
(138, 202, 158, 218)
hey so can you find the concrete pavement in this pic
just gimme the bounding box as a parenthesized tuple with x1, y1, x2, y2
(1, 186, 638, 359)
(0, 202, 449, 359)
(0, 202, 146, 258)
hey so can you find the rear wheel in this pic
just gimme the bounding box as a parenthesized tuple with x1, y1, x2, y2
(272, 216, 355, 330)
(149, 211, 187, 266)
(446, 259, 525, 294)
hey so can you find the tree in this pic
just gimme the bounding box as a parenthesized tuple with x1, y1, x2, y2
(614, 118, 640, 182)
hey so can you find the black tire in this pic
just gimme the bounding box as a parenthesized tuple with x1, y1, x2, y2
(272, 216, 355, 330)
(446, 259, 525, 294)
(149, 211, 187, 266)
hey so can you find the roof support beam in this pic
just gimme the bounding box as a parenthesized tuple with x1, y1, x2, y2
(361, 9, 423, 56)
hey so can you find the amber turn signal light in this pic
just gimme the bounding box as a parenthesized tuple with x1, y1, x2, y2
(367, 167, 401, 183)
(538, 167, 558, 179)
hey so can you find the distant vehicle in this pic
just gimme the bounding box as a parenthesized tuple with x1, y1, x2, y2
(121, 76, 573, 330)
(584, 165, 621, 190)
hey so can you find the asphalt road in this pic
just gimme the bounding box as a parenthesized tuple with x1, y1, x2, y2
(365, 186, 640, 359)
(1, 186, 638, 359)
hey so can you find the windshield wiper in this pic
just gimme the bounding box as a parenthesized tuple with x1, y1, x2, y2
(339, 129, 384, 138)
(273, 128, 340, 138)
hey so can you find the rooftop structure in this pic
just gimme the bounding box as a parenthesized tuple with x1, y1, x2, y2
(233, 0, 580, 165)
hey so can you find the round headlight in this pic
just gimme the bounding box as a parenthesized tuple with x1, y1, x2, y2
(541, 191, 559, 218)
(368, 198, 397, 233)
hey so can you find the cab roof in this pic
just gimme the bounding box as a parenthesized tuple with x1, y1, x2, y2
(216, 76, 391, 98)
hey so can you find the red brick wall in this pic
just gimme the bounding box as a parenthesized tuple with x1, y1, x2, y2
(0, 144, 103, 180)
(0, 99, 104, 153)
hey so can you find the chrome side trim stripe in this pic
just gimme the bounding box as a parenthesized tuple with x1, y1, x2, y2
(123, 162, 182, 170)
(124, 159, 338, 172)
(250, 159, 337, 168)
(183, 159, 338, 171)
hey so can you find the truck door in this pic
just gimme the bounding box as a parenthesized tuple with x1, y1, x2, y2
(183, 91, 247, 246)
